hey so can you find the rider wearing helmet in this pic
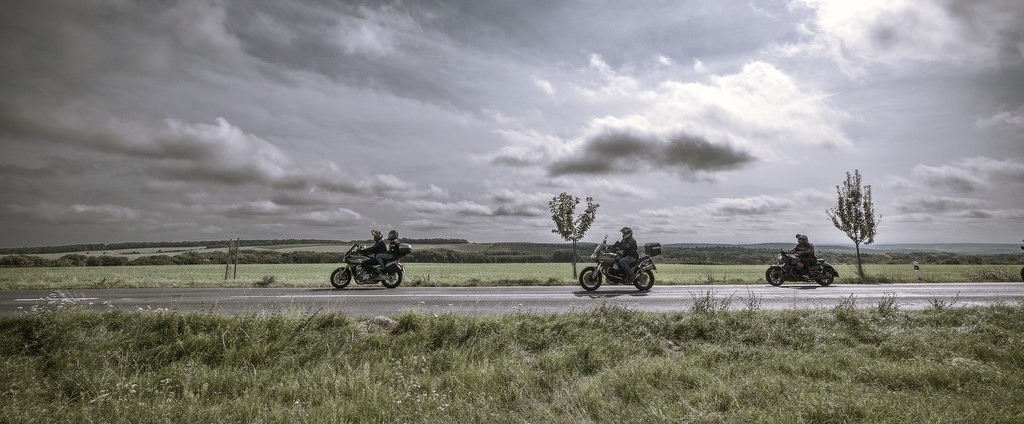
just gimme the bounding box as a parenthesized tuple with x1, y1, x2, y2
(789, 234, 818, 274)
(374, 230, 402, 270)
(611, 227, 639, 283)
(360, 230, 387, 272)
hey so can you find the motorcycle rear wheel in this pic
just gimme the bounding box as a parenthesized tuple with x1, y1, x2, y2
(578, 267, 602, 291)
(633, 270, 654, 291)
(816, 275, 834, 286)
(382, 270, 403, 288)
(330, 267, 352, 289)
(765, 266, 785, 286)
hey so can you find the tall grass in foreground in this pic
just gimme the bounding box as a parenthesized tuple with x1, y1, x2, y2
(2, 302, 1023, 423)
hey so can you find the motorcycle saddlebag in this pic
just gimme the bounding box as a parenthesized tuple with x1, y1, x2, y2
(385, 262, 402, 273)
(397, 243, 413, 256)
(644, 242, 662, 257)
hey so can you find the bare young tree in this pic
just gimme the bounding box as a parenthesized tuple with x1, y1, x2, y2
(826, 170, 881, 278)
(549, 193, 599, 278)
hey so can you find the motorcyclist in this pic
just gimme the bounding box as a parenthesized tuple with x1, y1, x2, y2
(360, 230, 387, 273)
(789, 234, 818, 274)
(611, 227, 639, 283)
(374, 230, 402, 270)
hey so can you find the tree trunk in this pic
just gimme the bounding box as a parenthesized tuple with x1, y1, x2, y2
(571, 240, 578, 278)
(855, 242, 864, 279)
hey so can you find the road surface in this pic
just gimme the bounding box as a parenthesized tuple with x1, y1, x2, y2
(2, 283, 1022, 316)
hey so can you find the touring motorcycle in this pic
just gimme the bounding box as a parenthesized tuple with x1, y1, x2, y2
(330, 242, 412, 289)
(578, 235, 661, 291)
(764, 250, 839, 287)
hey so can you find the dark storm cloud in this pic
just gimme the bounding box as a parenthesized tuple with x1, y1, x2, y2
(945, 0, 1024, 65)
(909, 157, 1024, 194)
(0, 105, 372, 196)
(548, 131, 754, 177)
(897, 196, 976, 214)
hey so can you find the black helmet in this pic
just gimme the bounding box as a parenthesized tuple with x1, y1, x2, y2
(371, 230, 383, 241)
(388, 230, 399, 240)
(620, 227, 633, 236)
(796, 234, 808, 242)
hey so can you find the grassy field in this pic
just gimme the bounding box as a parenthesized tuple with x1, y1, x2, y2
(0, 263, 1021, 290)
(1, 302, 1022, 423)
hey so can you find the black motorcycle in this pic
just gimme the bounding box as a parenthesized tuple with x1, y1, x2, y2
(765, 250, 839, 287)
(578, 236, 661, 291)
(330, 243, 412, 289)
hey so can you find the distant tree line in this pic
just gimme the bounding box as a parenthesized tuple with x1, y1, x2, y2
(1, 245, 1020, 268)
(658, 246, 1021, 266)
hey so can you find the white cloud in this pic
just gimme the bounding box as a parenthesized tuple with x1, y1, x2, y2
(780, 0, 1024, 77)
(692, 58, 706, 73)
(332, 5, 419, 58)
(405, 199, 493, 216)
(161, 117, 291, 184)
(576, 54, 655, 101)
(533, 78, 555, 95)
(295, 208, 364, 226)
(493, 59, 851, 177)
(976, 106, 1024, 133)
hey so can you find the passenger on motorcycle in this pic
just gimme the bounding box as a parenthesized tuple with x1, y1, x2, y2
(360, 230, 387, 272)
(374, 230, 402, 270)
(611, 227, 639, 283)
(789, 234, 818, 274)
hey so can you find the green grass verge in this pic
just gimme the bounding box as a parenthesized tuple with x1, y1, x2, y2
(1, 263, 1021, 290)
(2, 303, 1022, 422)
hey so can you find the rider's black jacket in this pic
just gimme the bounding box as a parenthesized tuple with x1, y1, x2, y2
(362, 240, 387, 256)
(791, 241, 816, 259)
(613, 235, 639, 259)
(387, 239, 402, 255)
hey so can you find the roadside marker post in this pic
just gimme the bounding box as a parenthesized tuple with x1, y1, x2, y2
(225, 238, 239, 280)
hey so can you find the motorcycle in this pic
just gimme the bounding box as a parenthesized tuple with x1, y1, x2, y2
(578, 235, 661, 291)
(765, 250, 839, 287)
(330, 242, 412, 289)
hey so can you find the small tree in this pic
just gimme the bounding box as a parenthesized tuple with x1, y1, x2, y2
(826, 170, 881, 278)
(549, 193, 599, 278)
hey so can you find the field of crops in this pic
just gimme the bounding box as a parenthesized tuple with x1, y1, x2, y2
(1, 263, 1020, 290)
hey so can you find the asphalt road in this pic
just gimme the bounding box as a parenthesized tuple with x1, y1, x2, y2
(2, 283, 1023, 316)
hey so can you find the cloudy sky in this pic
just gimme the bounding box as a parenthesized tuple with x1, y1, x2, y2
(2, 0, 1023, 248)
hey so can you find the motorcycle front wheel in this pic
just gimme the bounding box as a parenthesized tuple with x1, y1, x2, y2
(381, 270, 403, 288)
(765, 266, 785, 286)
(633, 270, 655, 291)
(330, 267, 352, 289)
(578, 267, 602, 291)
